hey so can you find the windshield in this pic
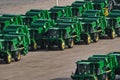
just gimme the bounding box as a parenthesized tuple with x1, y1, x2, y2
(107, 19, 117, 28)
(1, 41, 13, 51)
(82, 24, 94, 33)
(94, 4, 101, 10)
(50, 13, 58, 20)
(29, 30, 41, 38)
(76, 64, 90, 75)
(23, 17, 33, 26)
(72, 8, 80, 16)
(47, 29, 66, 38)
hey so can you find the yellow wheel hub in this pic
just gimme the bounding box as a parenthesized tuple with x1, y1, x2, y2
(17, 53, 21, 60)
(71, 40, 74, 47)
(88, 36, 91, 44)
(96, 35, 99, 41)
(7, 54, 12, 63)
(62, 42, 65, 49)
(34, 43, 37, 50)
(106, 76, 109, 80)
(112, 31, 115, 38)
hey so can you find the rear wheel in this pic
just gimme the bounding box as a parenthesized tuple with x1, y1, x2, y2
(102, 74, 109, 80)
(59, 41, 65, 50)
(68, 39, 74, 48)
(108, 72, 115, 80)
(48, 44, 52, 50)
(93, 33, 99, 42)
(4, 54, 12, 64)
(31, 42, 37, 50)
(14, 51, 21, 61)
(117, 28, 120, 37)
(109, 30, 115, 39)
(85, 35, 91, 45)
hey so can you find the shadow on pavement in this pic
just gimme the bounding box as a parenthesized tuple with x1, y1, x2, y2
(51, 78, 72, 80)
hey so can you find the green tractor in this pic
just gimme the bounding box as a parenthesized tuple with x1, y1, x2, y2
(0, 25, 30, 64)
(71, 59, 109, 80)
(44, 27, 75, 50)
(22, 9, 50, 27)
(71, 51, 120, 80)
(29, 19, 54, 50)
(85, 0, 110, 16)
(45, 21, 82, 50)
(49, 6, 73, 20)
(79, 15, 117, 39)
(87, 54, 120, 80)
(71, 1, 93, 16)
(106, 15, 120, 37)
(56, 22, 82, 44)
(77, 18, 99, 44)
(108, 52, 120, 75)
(2, 14, 24, 25)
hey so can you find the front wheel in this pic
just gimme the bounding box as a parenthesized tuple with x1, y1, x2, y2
(85, 35, 91, 45)
(59, 41, 65, 50)
(109, 30, 115, 39)
(14, 51, 21, 61)
(4, 54, 12, 64)
(117, 28, 120, 37)
(68, 39, 74, 48)
(93, 33, 99, 42)
(102, 74, 109, 80)
(31, 42, 37, 51)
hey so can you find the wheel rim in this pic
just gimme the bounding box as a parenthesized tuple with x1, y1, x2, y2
(7, 54, 12, 63)
(17, 53, 21, 60)
(96, 35, 99, 41)
(112, 31, 115, 38)
(71, 40, 74, 47)
(106, 76, 108, 80)
(34, 43, 37, 50)
(62, 42, 65, 49)
(88, 36, 91, 44)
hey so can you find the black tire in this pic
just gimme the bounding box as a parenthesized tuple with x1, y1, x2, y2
(14, 51, 21, 61)
(102, 74, 109, 80)
(68, 39, 74, 48)
(31, 42, 37, 51)
(4, 54, 12, 64)
(117, 28, 120, 37)
(109, 30, 115, 39)
(108, 72, 115, 80)
(59, 41, 65, 50)
(41, 44, 46, 49)
(48, 45, 52, 50)
(93, 33, 99, 42)
(85, 35, 91, 45)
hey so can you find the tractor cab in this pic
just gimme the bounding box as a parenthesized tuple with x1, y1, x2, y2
(71, 60, 105, 80)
